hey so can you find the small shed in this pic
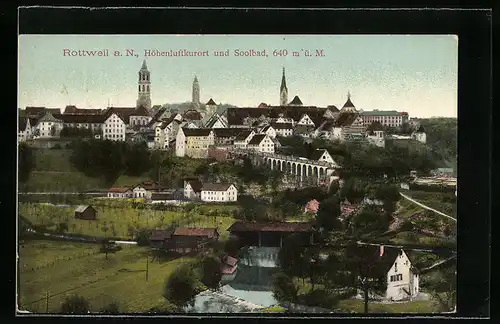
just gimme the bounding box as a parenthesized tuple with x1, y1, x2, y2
(74, 205, 97, 220)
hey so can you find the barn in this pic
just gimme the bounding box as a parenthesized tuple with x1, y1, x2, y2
(74, 205, 97, 220)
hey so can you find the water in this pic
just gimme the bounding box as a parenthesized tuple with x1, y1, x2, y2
(188, 247, 280, 312)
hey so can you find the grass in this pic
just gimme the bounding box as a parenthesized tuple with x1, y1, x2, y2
(112, 174, 153, 188)
(32, 149, 77, 172)
(18, 240, 195, 313)
(262, 305, 286, 313)
(18, 203, 237, 240)
(336, 299, 438, 314)
(20, 172, 108, 192)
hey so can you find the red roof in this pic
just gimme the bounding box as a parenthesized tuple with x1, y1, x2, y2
(227, 221, 314, 233)
(224, 255, 238, 267)
(304, 199, 319, 214)
(221, 264, 237, 274)
(173, 227, 219, 238)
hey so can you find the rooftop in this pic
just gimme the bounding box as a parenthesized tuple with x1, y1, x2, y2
(227, 221, 314, 233)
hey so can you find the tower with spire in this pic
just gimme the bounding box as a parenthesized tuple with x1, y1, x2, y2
(340, 92, 357, 113)
(280, 67, 288, 106)
(136, 59, 152, 111)
(192, 75, 200, 110)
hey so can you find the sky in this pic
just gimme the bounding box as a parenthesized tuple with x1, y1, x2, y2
(18, 35, 458, 118)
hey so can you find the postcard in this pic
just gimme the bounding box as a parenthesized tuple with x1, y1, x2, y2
(17, 34, 458, 315)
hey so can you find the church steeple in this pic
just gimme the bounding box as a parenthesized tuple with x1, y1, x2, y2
(137, 60, 151, 111)
(280, 67, 288, 106)
(192, 75, 200, 110)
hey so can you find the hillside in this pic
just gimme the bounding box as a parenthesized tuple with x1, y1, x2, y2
(417, 118, 457, 170)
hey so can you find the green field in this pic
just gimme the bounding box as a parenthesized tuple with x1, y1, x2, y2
(18, 240, 194, 313)
(19, 203, 237, 240)
(336, 299, 438, 314)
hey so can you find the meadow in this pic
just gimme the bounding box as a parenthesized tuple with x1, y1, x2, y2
(18, 240, 194, 313)
(18, 202, 238, 240)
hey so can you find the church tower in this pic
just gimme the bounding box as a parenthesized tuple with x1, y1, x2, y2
(192, 75, 200, 110)
(280, 67, 288, 106)
(136, 59, 152, 111)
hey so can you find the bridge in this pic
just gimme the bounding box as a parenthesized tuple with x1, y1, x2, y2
(227, 148, 341, 186)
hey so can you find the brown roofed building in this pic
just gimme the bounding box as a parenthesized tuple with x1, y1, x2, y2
(289, 95, 303, 106)
(63, 105, 103, 115)
(154, 227, 220, 254)
(184, 179, 203, 200)
(212, 128, 242, 145)
(74, 205, 97, 220)
(107, 187, 132, 198)
(227, 221, 314, 247)
(247, 134, 275, 153)
(129, 105, 153, 127)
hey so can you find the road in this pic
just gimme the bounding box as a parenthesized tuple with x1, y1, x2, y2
(399, 192, 456, 222)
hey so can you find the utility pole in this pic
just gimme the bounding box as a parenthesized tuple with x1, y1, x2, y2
(146, 251, 149, 281)
(45, 292, 49, 313)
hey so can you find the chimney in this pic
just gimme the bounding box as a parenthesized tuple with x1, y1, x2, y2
(379, 245, 384, 257)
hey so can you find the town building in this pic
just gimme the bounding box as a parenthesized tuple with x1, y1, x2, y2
(247, 134, 275, 153)
(192, 75, 201, 110)
(360, 110, 409, 128)
(150, 227, 220, 254)
(259, 124, 277, 139)
(129, 105, 153, 128)
(184, 179, 203, 200)
(280, 67, 288, 106)
(175, 128, 215, 158)
(103, 112, 126, 141)
(310, 148, 336, 164)
(356, 247, 420, 301)
(271, 122, 293, 137)
(233, 130, 256, 149)
(32, 112, 64, 139)
(200, 183, 238, 202)
(107, 187, 133, 198)
(18, 117, 34, 142)
(411, 125, 427, 144)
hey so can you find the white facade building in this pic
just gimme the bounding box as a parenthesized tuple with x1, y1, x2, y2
(200, 183, 238, 202)
(103, 113, 126, 141)
(247, 134, 275, 154)
(33, 113, 64, 139)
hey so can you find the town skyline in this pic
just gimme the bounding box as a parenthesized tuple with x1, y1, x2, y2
(18, 35, 458, 118)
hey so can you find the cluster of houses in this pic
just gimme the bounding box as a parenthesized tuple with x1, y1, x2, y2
(18, 62, 426, 155)
(106, 179, 238, 203)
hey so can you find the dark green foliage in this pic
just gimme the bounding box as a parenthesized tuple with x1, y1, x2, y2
(315, 196, 342, 232)
(236, 195, 269, 222)
(60, 295, 91, 314)
(135, 228, 151, 246)
(277, 234, 308, 278)
(422, 263, 456, 312)
(271, 272, 299, 303)
(163, 264, 199, 308)
(69, 139, 154, 184)
(350, 208, 389, 238)
(200, 255, 223, 290)
(18, 143, 34, 183)
(56, 222, 69, 233)
(223, 236, 241, 257)
(339, 177, 368, 204)
(100, 301, 120, 314)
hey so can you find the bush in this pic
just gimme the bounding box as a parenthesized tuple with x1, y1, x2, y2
(60, 295, 91, 314)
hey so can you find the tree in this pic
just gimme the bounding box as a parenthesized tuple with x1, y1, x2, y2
(18, 143, 34, 183)
(50, 125, 57, 137)
(350, 209, 389, 238)
(315, 196, 342, 232)
(199, 255, 223, 290)
(60, 295, 91, 314)
(332, 244, 387, 314)
(223, 236, 241, 257)
(277, 233, 308, 280)
(100, 239, 122, 259)
(423, 264, 456, 312)
(271, 272, 299, 303)
(163, 264, 199, 309)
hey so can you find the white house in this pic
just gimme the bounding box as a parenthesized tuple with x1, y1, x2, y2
(103, 113, 126, 141)
(274, 116, 294, 125)
(233, 130, 256, 149)
(358, 247, 420, 302)
(33, 112, 64, 139)
(132, 184, 149, 199)
(296, 113, 316, 127)
(184, 179, 203, 200)
(154, 122, 170, 149)
(271, 122, 294, 137)
(204, 112, 229, 129)
(200, 183, 238, 202)
(247, 134, 275, 153)
(310, 148, 339, 167)
(107, 187, 132, 198)
(411, 125, 427, 144)
(259, 125, 277, 139)
(18, 117, 33, 142)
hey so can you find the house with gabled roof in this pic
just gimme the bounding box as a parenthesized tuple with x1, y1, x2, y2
(288, 95, 303, 106)
(150, 227, 220, 254)
(411, 125, 427, 144)
(271, 122, 293, 137)
(247, 134, 275, 153)
(175, 127, 214, 158)
(184, 179, 203, 200)
(74, 205, 97, 220)
(310, 148, 338, 166)
(259, 124, 277, 139)
(32, 112, 64, 139)
(233, 129, 256, 149)
(353, 246, 420, 301)
(107, 187, 133, 198)
(103, 112, 126, 141)
(18, 117, 33, 142)
(200, 182, 238, 202)
(204, 112, 229, 129)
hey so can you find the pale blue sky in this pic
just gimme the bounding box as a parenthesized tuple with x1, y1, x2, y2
(18, 35, 458, 117)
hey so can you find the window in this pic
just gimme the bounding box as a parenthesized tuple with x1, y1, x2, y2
(394, 262, 398, 272)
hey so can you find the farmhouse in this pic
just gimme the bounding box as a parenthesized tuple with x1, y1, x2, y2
(184, 179, 203, 200)
(74, 205, 97, 220)
(247, 134, 275, 154)
(354, 246, 420, 301)
(107, 187, 132, 198)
